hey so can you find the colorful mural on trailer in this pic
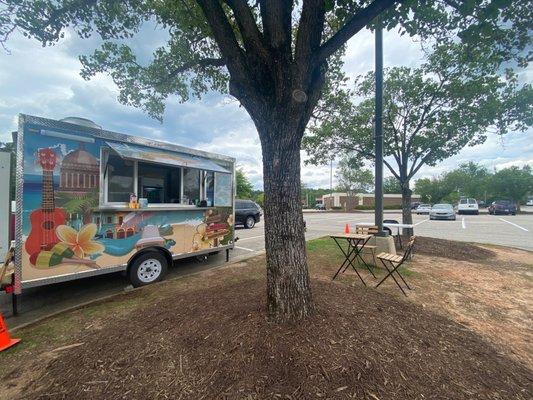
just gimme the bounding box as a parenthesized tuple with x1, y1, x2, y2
(21, 124, 234, 282)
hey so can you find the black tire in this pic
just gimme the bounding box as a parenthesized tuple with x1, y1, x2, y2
(128, 251, 168, 288)
(195, 254, 208, 262)
(245, 215, 255, 229)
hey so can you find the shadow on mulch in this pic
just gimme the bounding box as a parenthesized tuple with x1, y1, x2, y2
(406, 236, 497, 262)
(8, 277, 531, 399)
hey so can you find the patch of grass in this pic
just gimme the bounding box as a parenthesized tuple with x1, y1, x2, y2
(306, 237, 338, 253)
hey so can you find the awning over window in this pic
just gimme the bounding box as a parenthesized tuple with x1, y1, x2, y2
(106, 141, 230, 174)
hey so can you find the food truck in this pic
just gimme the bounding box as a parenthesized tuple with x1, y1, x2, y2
(1, 114, 235, 307)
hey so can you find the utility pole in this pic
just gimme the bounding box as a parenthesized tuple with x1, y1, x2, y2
(374, 18, 385, 236)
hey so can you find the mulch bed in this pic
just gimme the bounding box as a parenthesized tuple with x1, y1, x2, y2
(5, 276, 531, 399)
(408, 236, 497, 262)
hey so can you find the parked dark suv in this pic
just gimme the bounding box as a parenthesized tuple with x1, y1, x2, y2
(488, 200, 517, 215)
(235, 199, 262, 228)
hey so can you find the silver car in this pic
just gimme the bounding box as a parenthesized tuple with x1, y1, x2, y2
(416, 204, 432, 214)
(429, 203, 456, 221)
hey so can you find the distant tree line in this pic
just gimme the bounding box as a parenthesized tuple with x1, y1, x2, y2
(414, 162, 533, 206)
(236, 169, 264, 207)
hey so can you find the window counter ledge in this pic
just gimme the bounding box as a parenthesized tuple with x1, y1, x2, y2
(94, 206, 221, 212)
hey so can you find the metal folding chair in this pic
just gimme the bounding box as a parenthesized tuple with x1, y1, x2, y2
(354, 225, 378, 267)
(375, 236, 416, 296)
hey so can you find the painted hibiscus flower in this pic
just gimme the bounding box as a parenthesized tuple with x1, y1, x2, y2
(56, 223, 105, 259)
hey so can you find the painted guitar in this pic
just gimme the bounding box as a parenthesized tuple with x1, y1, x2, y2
(25, 148, 67, 255)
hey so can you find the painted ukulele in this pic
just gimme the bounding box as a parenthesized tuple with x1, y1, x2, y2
(25, 148, 67, 255)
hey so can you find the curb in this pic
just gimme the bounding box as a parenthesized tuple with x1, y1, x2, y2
(10, 250, 265, 332)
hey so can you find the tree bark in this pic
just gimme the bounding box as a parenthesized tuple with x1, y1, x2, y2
(259, 120, 313, 321)
(401, 184, 414, 236)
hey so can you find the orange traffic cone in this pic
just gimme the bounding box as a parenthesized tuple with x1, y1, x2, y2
(344, 224, 350, 234)
(0, 313, 20, 352)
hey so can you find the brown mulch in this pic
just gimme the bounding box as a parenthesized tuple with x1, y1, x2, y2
(408, 236, 496, 262)
(5, 275, 532, 399)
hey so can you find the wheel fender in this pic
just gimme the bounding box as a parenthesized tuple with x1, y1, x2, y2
(127, 247, 173, 274)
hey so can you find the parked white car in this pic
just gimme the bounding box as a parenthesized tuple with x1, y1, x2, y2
(527, 199, 533, 206)
(457, 198, 479, 215)
(415, 204, 432, 214)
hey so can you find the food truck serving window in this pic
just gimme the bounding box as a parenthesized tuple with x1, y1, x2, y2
(103, 142, 232, 206)
(107, 154, 134, 202)
(138, 162, 181, 204)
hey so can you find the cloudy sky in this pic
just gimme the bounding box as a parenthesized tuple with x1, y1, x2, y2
(0, 22, 531, 190)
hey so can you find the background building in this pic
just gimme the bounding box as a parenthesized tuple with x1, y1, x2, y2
(321, 192, 421, 210)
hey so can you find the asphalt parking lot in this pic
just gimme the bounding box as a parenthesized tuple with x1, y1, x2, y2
(302, 211, 533, 252)
(2, 210, 531, 325)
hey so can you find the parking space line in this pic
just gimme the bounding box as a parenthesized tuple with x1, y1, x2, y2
(498, 218, 529, 232)
(414, 219, 429, 226)
(237, 235, 265, 242)
(462, 217, 466, 229)
(235, 246, 257, 252)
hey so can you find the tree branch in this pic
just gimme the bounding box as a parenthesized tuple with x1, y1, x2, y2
(196, 0, 249, 83)
(342, 144, 401, 181)
(295, 0, 326, 69)
(384, 159, 401, 181)
(259, 0, 292, 51)
(386, 109, 403, 164)
(224, 0, 268, 60)
(406, 77, 447, 153)
(316, 0, 397, 63)
(408, 149, 433, 179)
(153, 57, 225, 88)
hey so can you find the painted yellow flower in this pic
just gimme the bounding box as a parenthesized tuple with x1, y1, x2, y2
(56, 223, 105, 259)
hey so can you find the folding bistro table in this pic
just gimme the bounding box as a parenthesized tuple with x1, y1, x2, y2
(330, 233, 376, 285)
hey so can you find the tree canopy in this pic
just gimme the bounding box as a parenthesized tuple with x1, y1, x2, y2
(305, 43, 531, 179)
(304, 42, 532, 227)
(1, 1, 531, 120)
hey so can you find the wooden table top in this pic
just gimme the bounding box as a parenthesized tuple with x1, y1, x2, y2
(329, 233, 372, 240)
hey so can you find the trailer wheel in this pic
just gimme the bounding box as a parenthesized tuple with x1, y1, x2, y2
(129, 251, 168, 287)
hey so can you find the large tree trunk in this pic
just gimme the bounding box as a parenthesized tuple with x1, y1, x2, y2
(259, 121, 313, 321)
(401, 184, 414, 236)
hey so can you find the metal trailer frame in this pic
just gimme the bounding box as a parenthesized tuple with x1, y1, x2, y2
(13, 114, 236, 298)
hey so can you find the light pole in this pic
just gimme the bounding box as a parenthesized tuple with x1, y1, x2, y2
(374, 17, 385, 236)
